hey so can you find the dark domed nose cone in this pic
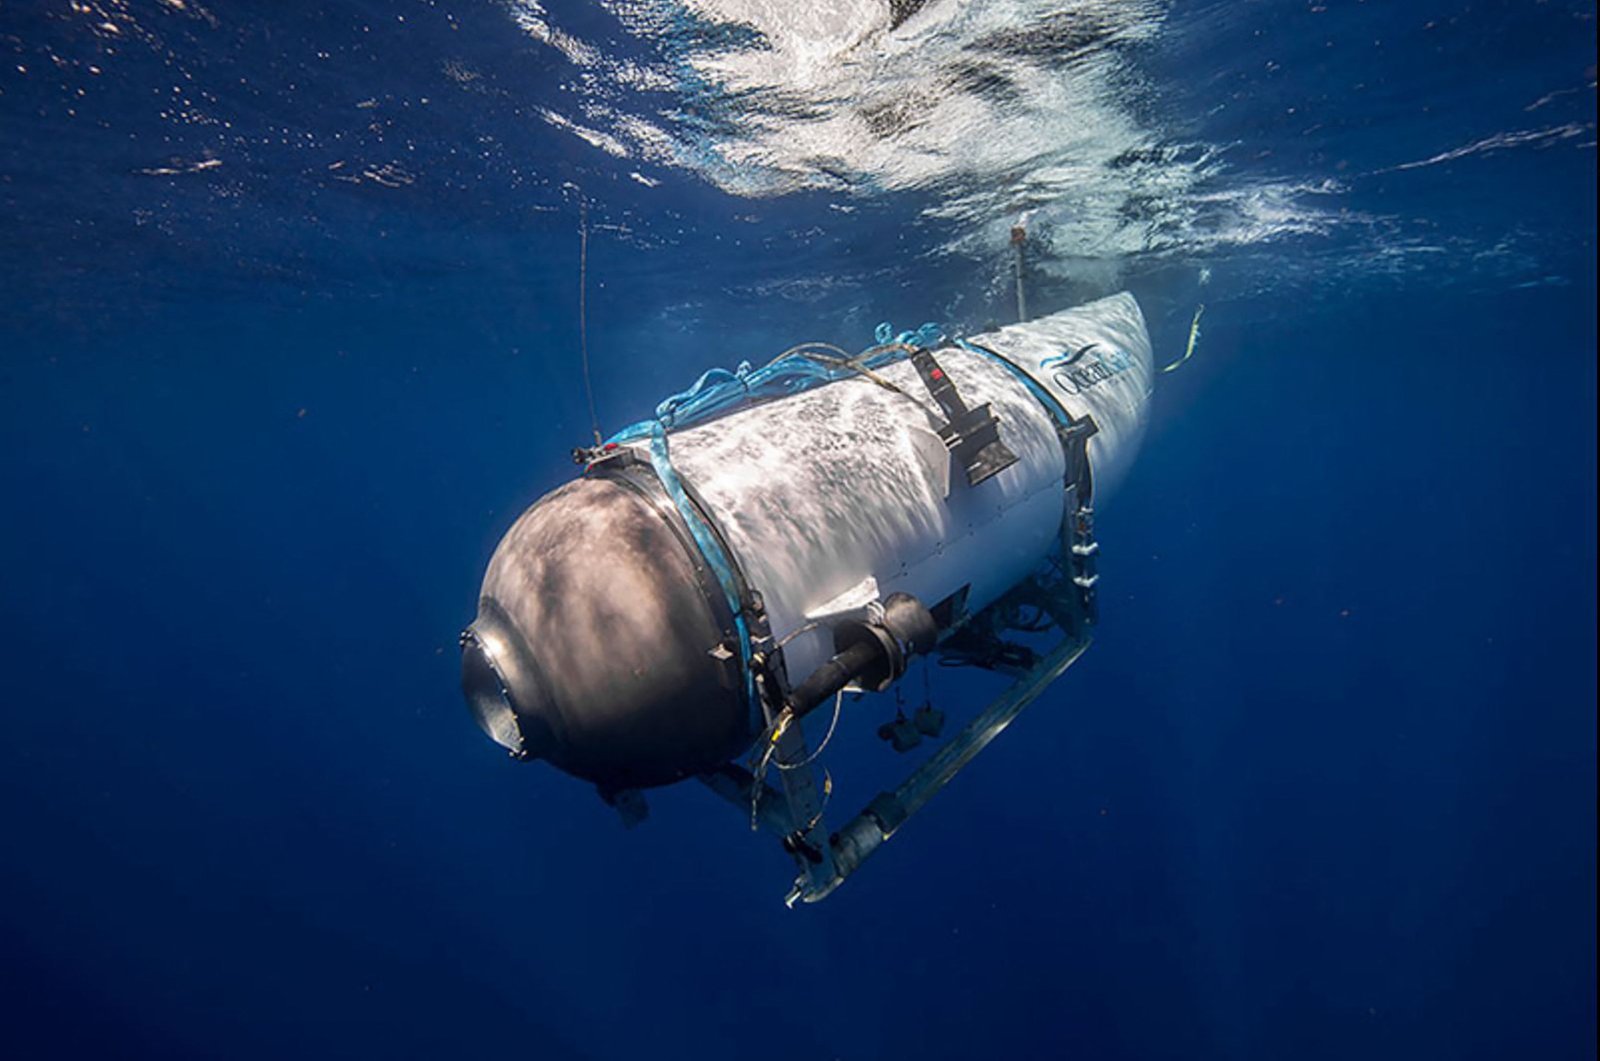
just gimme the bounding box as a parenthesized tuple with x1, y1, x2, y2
(460, 619, 554, 760)
(462, 475, 751, 789)
(460, 626, 518, 752)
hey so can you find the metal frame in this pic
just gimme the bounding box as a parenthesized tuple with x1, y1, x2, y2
(700, 487, 1100, 905)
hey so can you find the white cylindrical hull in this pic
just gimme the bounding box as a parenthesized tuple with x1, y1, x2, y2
(638, 292, 1153, 682)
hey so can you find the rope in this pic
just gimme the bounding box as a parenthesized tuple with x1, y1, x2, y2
(1160, 303, 1204, 374)
(578, 198, 602, 446)
(747, 711, 789, 830)
(1013, 232, 1028, 323)
(746, 692, 845, 830)
(603, 329, 937, 446)
(774, 690, 844, 771)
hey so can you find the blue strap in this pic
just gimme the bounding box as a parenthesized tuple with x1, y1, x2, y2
(655, 361, 752, 426)
(608, 325, 944, 447)
(646, 422, 756, 710)
(600, 325, 956, 715)
(599, 325, 977, 716)
(876, 320, 944, 347)
(606, 354, 846, 446)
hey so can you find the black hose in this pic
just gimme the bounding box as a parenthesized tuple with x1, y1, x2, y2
(787, 641, 883, 720)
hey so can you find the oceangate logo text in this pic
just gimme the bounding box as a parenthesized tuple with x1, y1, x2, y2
(1041, 343, 1132, 395)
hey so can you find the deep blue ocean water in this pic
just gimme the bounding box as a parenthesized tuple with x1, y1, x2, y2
(1, 2, 1595, 1059)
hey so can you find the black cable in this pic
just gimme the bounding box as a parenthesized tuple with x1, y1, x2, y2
(578, 198, 601, 447)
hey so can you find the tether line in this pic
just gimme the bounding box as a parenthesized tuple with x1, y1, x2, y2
(578, 197, 601, 446)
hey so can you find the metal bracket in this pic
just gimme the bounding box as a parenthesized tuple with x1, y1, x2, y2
(691, 429, 1104, 906)
(806, 630, 1092, 903)
(769, 719, 838, 905)
(701, 534, 1098, 904)
(908, 347, 1019, 487)
(1065, 489, 1098, 626)
(1057, 412, 1099, 504)
(697, 726, 837, 906)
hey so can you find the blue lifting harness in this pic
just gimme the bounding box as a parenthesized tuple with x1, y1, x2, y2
(590, 321, 1082, 719)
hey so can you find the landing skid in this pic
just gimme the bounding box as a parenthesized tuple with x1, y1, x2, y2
(700, 492, 1101, 905)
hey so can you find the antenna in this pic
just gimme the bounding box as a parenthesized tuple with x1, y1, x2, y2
(1010, 222, 1028, 323)
(578, 197, 602, 446)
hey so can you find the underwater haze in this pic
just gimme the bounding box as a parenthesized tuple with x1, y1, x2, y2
(1, 1, 1595, 1059)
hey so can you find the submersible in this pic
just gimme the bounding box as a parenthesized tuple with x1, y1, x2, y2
(462, 292, 1153, 903)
